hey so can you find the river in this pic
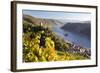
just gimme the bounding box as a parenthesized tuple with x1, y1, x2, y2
(52, 26, 90, 49)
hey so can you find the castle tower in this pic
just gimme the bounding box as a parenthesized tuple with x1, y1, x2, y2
(40, 22, 43, 26)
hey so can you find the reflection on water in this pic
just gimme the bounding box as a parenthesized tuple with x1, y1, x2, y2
(52, 27, 90, 48)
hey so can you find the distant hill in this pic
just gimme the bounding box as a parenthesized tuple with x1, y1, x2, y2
(61, 22, 91, 38)
(23, 14, 64, 27)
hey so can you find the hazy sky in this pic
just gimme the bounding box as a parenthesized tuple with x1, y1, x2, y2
(23, 10, 91, 21)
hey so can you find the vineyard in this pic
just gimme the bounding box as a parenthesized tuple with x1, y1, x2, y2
(23, 19, 89, 62)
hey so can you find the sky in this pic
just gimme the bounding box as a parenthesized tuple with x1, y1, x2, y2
(23, 10, 91, 21)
